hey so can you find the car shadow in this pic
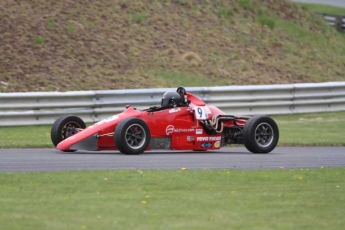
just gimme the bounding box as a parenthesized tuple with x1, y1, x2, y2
(53, 148, 254, 155)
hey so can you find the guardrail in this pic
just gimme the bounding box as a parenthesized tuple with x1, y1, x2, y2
(1, 82, 345, 126)
(319, 13, 345, 32)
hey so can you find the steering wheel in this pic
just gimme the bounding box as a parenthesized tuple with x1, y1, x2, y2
(176, 86, 188, 105)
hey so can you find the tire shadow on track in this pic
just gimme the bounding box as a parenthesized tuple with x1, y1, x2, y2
(52, 149, 263, 156)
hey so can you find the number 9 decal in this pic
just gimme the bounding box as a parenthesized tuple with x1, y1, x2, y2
(194, 107, 208, 120)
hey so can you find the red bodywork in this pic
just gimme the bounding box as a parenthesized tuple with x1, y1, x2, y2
(56, 92, 247, 152)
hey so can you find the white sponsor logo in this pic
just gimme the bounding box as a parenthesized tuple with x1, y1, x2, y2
(169, 108, 181, 113)
(187, 136, 195, 141)
(196, 136, 222, 141)
(196, 129, 203, 134)
(210, 136, 222, 141)
(166, 125, 174, 135)
(95, 115, 119, 126)
(165, 125, 195, 135)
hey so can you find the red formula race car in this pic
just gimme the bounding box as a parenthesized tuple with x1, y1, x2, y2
(51, 87, 279, 154)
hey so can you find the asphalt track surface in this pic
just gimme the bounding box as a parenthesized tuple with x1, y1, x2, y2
(0, 147, 345, 172)
(2, 0, 344, 173)
(2, 1, 344, 173)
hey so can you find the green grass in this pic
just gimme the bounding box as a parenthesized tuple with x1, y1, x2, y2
(0, 111, 344, 148)
(0, 168, 344, 230)
(33, 36, 45, 45)
(47, 18, 55, 30)
(238, 0, 253, 9)
(0, 126, 52, 148)
(67, 21, 76, 34)
(257, 15, 276, 29)
(273, 111, 345, 146)
(132, 12, 148, 24)
(152, 70, 227, 88)
(217, 6, 233, 18)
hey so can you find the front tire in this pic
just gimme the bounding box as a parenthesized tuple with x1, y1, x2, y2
(114, 118, 150, 155)
(51, 115, 86, 149)
(243, 115, 279, 154)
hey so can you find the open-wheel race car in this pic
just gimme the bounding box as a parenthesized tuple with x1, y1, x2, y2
(51, 87, 279, 154)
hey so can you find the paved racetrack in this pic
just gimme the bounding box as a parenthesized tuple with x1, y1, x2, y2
(0, 147, 344, 172)
(2, 1, 345, 173)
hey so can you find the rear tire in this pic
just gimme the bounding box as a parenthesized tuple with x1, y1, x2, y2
(243, 115, 279, 154)
(51, 115, 86, 150)
(114, 118, 150, 155)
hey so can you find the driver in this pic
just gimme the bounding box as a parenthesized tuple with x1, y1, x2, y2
(161, 91, 182, 109)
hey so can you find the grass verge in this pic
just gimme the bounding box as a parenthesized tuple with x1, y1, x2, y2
(272, 111, 345, 146)
(0, 111, 344, 148)
(296, 3, 345, 15)
(0, 168, 344, 230)
(0, 126, 52, 148)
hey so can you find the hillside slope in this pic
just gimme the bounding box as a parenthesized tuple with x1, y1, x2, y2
(1, 0, 345, 92)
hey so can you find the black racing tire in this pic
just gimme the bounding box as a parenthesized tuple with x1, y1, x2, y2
(51, 115, 86, 149)
(114, 118, 151, 155)
(243, 115, 279, 154)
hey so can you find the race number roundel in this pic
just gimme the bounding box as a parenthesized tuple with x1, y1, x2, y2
(194, 106, 208, 120)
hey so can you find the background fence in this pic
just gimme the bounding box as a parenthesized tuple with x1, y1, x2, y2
(0, 82, 345, 126)
(319, 13, 345, 32)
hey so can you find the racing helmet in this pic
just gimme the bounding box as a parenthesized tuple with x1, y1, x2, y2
(161, 91, 181, 108)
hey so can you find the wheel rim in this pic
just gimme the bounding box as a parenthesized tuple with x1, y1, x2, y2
(125, 124, 146, 149)
(62, 121, 82, 140)
(254, 122, 274, 148)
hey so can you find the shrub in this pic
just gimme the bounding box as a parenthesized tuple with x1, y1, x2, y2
(217, 7, 233, 18)
(238, 0, 253, 9)
(47, 18, 55, 29)
(68, 21, 76, 34)
(258, 15, 275, 29)
(33, 36, 45, 44)
(132, 12, 147, 24)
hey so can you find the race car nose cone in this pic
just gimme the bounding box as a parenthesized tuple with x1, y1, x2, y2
(56, 141, 69, 151)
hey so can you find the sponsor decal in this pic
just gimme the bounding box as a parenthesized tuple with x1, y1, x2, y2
(196, 129, 203, 135)
(187, 136, 195, 141)
(175, 128, 195, 133)
(95, 115, 119, 126)
(194, 106, 208, 120)
(205, 107, 212, 114)
(104, 115, 119, 122)
(196, 136, 222, 141)
(214, 141, 221, 148)
(165, 125, 195, 135)
(201, 142, 212, 148)
(166, 125, 174, 135)
(169, 108, 181, 113)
